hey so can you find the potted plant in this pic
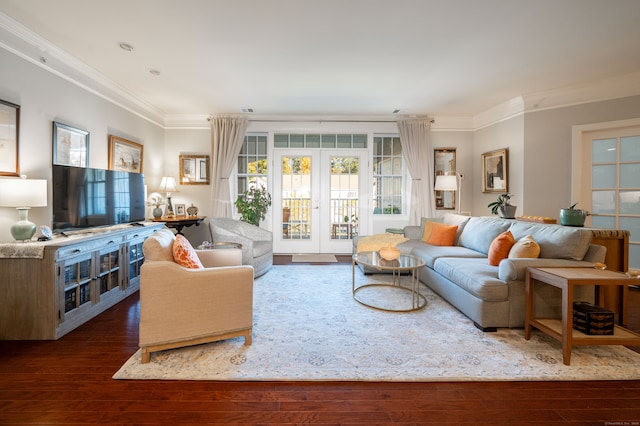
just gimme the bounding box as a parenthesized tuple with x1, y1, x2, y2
(235, 186, 272, 226)
(488, 192, 517, 219)
(147, 195, 165, 219)
(559, 203, 588, 227)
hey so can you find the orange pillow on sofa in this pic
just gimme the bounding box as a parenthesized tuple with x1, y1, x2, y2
(426, 223, 458, 246)
(488, 230, 515, 266)
(172, 234, 204, 269)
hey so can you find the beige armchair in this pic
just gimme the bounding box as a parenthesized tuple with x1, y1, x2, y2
(210, 217, 273, 277)
(138, 229, 254, 363)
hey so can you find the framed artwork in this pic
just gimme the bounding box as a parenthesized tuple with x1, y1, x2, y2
(0, 99, 20, 176)
(482, 148, 508, 193)
(175, 204, 186, 216)
(108, 135, 143, 173)
(53, 121, 89, 168)
(179, 154, 210, 185)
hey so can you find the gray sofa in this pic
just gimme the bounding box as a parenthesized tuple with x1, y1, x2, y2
(356, 213, 606, 331)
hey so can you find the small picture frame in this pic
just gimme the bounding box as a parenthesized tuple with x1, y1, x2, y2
(175, 204, 186, 216)
(0, 99, 20, 176)
(108, 135, 143, 173)
(53, 121, 89, 168)
(482, 148, 508, 193)
(179, 154, 210, 185)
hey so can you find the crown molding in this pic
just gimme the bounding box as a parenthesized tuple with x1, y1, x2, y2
(3, 12, 639, 132)
(0, 12, 166, 127)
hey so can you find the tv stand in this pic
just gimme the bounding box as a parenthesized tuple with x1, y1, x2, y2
(0, 222, 164, 340)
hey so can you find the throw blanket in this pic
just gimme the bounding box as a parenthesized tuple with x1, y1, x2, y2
(356, 233, 409, 252)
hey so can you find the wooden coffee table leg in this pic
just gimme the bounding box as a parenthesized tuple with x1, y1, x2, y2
(561, 284, 573, 365)
(524, 271, 533, 340)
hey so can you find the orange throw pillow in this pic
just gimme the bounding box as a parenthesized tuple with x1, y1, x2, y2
(488, 230, 515, 266)
(172, 234, 204, 269)
(421, 221, 436, 242)
(426, 223, 458, 246)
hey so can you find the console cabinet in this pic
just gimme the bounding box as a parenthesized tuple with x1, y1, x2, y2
(0, 223, 164, 340)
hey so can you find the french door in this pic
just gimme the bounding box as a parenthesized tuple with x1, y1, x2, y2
(272, 149, 368, 254)
(579, 125, 640, 270)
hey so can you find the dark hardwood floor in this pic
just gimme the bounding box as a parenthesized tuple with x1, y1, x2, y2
(1, 257, 639, 425)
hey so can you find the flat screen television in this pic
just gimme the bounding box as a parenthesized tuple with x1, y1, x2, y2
(52, 164, 146, 232)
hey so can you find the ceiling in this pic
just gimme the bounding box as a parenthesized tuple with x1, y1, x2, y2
(2, 0, 640, 121)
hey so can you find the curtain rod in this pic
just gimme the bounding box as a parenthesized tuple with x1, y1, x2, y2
(207, 117, 435, 124)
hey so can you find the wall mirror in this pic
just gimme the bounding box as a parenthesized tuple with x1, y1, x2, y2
(434, 149, 456, 210)
(179, 154, 210, 185)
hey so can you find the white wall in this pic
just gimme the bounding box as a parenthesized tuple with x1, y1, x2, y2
(523, 95, 640, 219)
(0, 49, 164, 242)
(472, 115, 525, 217)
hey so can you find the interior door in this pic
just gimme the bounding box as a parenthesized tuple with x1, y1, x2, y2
(273, 149, 367, 254)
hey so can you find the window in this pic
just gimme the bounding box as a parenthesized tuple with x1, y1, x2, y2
(372, 135, 403, 214)
(237, 134, 268, 198)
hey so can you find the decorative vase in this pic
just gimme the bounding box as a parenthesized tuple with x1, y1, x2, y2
(152, 207, 163, 219)
(560, 208, 587, 227)
(499, 205, 517, 219)
(379, 246, 401, 261)
(187, 204, 199, 216)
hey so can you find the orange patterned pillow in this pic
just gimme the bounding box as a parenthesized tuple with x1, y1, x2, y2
(172, 234, 204, 269)
(426, 223, 458, 246)
(488, 230, 515, 266)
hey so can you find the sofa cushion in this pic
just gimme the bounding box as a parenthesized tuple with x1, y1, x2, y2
(433, 257, 508, 302)
(508, 221, 592, 260)
(441, 213, 471, 244)
(458, 217, 511, 255)
(488, 230, 515, 266)
(411, 244, 485, 268)
(142, 228, 176, 262)
(172, 234, 204, 269)
(509, 234, 541, 258)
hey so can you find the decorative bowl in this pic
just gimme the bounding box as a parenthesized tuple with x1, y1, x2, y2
(379, 246, 401, 261)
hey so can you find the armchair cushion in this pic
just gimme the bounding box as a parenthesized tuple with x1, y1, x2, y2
(142, 228, 175, 261)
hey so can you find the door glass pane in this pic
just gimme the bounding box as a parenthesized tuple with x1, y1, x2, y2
(329, 157, 359, 240)
(592, 190, 616, 214)
(621, 135, 640, 161)
(282, 156, 311, 240)
(620, 191, 640, 215)
(592, 165, 616, 188)
(592, 138, 617, 163)
(620, 164, 640, 188)
(591, 215, 615, 229)
(620, 217, 640, 242)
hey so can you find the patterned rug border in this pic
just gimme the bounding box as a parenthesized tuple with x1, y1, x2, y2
(114, 265, 640, 382)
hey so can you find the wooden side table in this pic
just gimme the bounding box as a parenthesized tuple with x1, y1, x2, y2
(151, 216, 206, 235)
(524, 267, 640, 365)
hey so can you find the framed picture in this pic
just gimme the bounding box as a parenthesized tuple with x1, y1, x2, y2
(175, 204, 186, 216)
(53, 121, 89, 168)
(0, 99, 20, 176)
(179, 154, 210, 185)
(482, 148, 508, 193)
(108, 135, 143, 173)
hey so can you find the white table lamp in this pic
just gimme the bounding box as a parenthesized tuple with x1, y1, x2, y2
(0, 176, 48, 241)
(159, 176, 178, 217)
(434, 172, 461, 214)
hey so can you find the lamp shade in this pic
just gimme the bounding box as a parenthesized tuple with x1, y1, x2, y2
(0, 178, 48, 207)
(159, 176, 177, 193)
(434, 175, 458, 191)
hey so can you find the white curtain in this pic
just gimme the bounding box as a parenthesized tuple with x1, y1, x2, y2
(396, 117, 436, 225)
(210, 115, 249, 217)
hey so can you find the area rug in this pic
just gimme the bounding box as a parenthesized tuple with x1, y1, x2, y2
(114, 265, 640, 381)
(291, 254, 337, 263)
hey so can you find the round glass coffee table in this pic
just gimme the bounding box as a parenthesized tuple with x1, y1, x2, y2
(352, 251, 426, 312)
